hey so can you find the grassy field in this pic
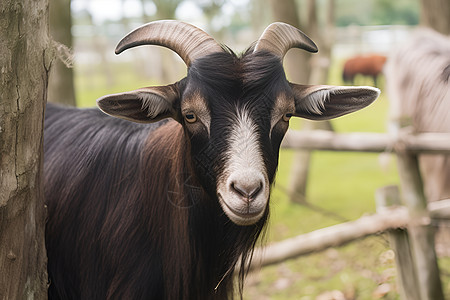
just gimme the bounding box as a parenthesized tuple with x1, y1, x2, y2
(74, 60, 449, 299)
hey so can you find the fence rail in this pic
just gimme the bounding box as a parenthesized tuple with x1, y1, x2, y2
(249, 198, 450, 270)
(250, 206, 409, 269)
(281, 130, 450, 154)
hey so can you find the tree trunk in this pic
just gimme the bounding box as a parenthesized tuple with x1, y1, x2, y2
(287, 121, 333, 203)
(282, 0, 335, 203)
(269, 0, 311, 83)
(396, 153, 444, 299)
(139, 0, 152, 23)
(308, 0, 334, 85)
(420, 0, 450, 35)
(0, 0, 50, 298)
(48, 0, 76, 106)
(269, 0, 311, 203)
(153, 0, 183, 84)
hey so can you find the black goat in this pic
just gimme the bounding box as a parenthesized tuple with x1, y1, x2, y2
(44, 20, 379, 299)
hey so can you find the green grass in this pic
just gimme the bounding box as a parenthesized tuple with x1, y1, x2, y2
(74, 61, 448, 299)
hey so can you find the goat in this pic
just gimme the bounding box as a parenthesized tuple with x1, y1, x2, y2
(342, 54, 387, 87)
(44, 20, 380, 299)
(386, 28, 450, 202)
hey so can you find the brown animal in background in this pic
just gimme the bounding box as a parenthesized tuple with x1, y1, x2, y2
(342, 54, 387, 87)
(386, 29, 450, 203)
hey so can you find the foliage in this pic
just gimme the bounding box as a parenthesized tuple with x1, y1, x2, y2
(334, 0, 419, 27)
(153, 0, 182, 19)
(371, 0, 420, 25)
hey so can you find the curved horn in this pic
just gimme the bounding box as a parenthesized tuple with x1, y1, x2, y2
(254, 22, 318, 58)
(115, 20, 223, 66)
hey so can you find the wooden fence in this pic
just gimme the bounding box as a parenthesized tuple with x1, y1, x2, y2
(249, 129, 450, 300)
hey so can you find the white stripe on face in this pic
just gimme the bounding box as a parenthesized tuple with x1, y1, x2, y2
(227, 109, 265, 173)
(217, 107, 269, 226)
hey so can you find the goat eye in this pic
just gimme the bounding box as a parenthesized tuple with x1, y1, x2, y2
(282, 113, 293, 122)
(184, 113, 197, 123)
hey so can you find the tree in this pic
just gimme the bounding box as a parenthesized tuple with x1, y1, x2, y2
(269, 0, 335, 203)
(269, 0, 311, 84)
(0, 0, 50, 298)
(48, 0, 76, 106)
(420, 0, 450, 35)
(196, 0, 226, 40)
(139, 0, 152, 23)
(153, 0, 184, 84)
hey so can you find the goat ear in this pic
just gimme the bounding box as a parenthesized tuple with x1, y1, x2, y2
(290, 84, 380, 120)
(96, 84, 180, 123)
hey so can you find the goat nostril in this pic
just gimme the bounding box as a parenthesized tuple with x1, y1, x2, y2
(231, 181, 263, 200)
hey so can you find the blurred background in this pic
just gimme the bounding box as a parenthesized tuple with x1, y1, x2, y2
(48, 0, 450, 298)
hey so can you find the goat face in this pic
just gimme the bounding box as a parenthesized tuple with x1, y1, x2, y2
(97, 21, 380, 226)
(180, 51, 287, 225)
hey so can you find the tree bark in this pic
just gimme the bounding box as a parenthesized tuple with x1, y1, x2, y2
(0, 0, 50, 298)
(287, 121, 333, 203)
(396, 153, 444, 300)
(278, 0, 335, 203)
(269, 0, 311, 84)
(84, 10, 116, 89)
(420, 0, 450, 35)
(48, 0, 76, 106)
(375, 186, 421, 300)
(269, 0, 311, 203)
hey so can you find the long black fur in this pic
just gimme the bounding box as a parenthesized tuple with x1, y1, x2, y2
(45, 49, 290, 299)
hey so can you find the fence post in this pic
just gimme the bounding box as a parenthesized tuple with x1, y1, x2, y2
(395, 152, 444, 300)
(375, 186, 420, 300)
(288, 121, 333, 203)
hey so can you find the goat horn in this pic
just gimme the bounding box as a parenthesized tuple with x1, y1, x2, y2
(115, 20, 223, 66)
(254, 22, 318, 57)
